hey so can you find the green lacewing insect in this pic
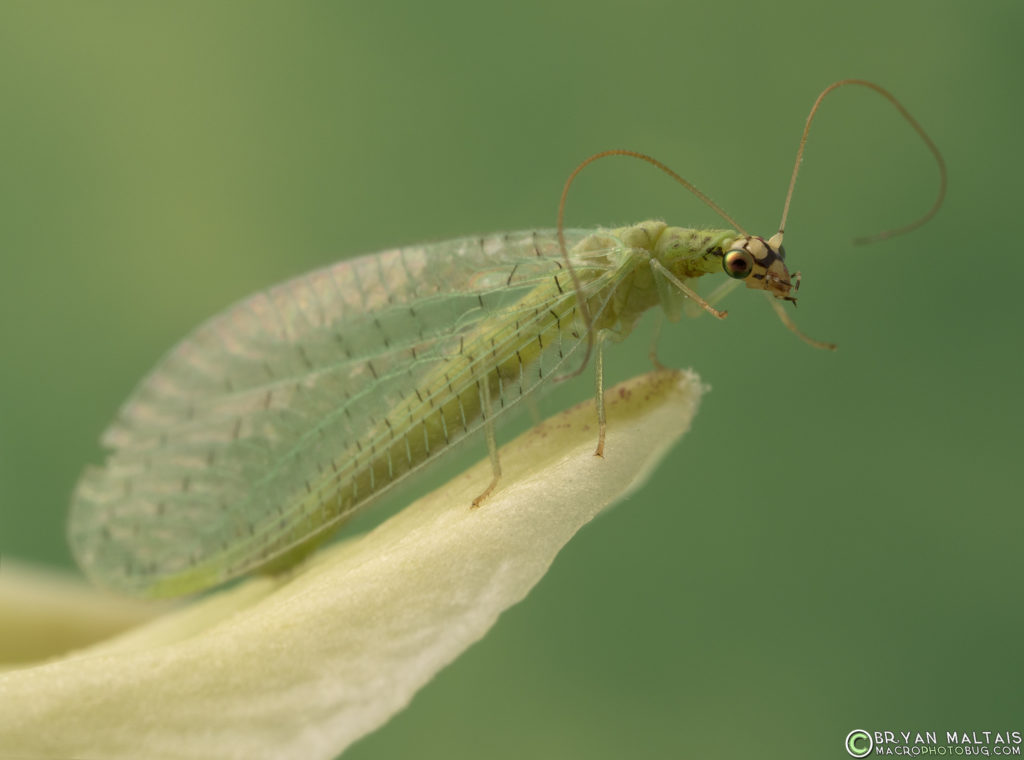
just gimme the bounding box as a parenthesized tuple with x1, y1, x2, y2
(68, 80, 945, 597)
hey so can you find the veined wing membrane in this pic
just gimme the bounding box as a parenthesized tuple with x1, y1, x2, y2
(69, 228, 626, 593)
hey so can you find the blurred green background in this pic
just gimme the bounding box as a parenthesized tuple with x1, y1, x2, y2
(1, 1, 1022, 757)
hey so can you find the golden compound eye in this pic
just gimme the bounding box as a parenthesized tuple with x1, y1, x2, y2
(722, 249, 754, 279)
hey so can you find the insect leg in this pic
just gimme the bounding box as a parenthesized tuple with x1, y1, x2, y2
(684, 278, 742, 319)
(594, 330, 607, 458)
(524, 395, 542, 426)
(649, 259, 727, 319)
(471, 374, 502, 508)
(648, 312, 667, 370)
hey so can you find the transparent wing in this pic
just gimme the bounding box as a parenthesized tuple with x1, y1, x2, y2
(68, 228, 628, 595)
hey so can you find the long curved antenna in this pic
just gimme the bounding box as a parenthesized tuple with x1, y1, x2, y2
(766, 293, 837, 351)
(777, 79, 947, 245)
(555, 149, 748, 380)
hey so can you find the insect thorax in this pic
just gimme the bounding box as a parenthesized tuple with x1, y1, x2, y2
(580, 221, 736, 331)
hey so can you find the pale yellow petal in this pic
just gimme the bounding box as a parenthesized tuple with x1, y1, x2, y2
(0, 369, 703, 760)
